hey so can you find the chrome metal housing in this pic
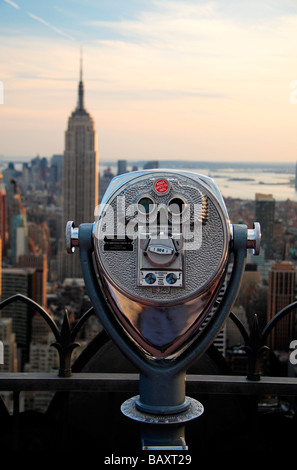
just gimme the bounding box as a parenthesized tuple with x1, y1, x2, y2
(93, 169, 232, 359)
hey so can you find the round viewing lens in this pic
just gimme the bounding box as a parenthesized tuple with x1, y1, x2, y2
(168, 197, 185, 215)
(138, 197, 155, 214)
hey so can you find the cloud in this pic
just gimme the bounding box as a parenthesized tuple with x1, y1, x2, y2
(88, 0, 297, 58)
(89, 88, 227, 102)
(1, 1, 297, 161)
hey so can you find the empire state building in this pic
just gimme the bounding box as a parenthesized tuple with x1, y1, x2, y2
(60, 58, 98, 280)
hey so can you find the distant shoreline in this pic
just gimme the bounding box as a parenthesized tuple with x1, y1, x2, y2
(101, 159, 296, 172)
(0, 157, 295, 173)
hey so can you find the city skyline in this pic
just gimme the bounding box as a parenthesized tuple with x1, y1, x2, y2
(1, 0, 297, 163)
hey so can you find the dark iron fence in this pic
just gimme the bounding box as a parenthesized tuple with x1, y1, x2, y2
(0, 294, 297, 453)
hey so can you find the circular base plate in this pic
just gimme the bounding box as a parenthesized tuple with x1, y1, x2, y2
(121, 396, 204, 424)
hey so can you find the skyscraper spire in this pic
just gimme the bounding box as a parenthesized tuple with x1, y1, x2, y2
(76, 47, 85, 114)
(61, 52, 98, 279)
(80, 46, 83, 82)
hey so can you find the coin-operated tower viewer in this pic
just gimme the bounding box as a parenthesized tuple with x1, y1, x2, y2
(66, 169, 261, 450)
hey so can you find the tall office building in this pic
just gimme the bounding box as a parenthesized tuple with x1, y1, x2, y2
(60, 56, 98, 279)
(295, 162, 297, 191)
(267, 261, 296, 350)
(0, 237, 1, 299)
(6, 180, 28, 264)
(18, 254, 48, 307)
(255, 193, 275, 260)
(2, 268, 30, 367)
(1, 265, 49, 368)
(0, 317, 17, 372)
(0, 173, 7, 254)
(117, 159, 127, 175)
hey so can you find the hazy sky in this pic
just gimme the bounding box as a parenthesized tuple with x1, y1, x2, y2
(1, 0, 297, 163)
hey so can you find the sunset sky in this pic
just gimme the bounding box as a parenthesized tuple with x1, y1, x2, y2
(1, 0, 297, 164)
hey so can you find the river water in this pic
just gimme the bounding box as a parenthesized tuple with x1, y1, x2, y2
(190, 168, 297, 202)
(102, 162, 297, 202)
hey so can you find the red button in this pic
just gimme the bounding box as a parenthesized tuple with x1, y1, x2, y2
(155, 179, 169, 193)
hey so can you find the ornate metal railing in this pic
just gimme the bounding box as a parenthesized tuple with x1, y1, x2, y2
(0, 293, 98, 377)
(2, 293, 296, 379)
(0, 294, 297, 452)
(229, 302, 297, 380)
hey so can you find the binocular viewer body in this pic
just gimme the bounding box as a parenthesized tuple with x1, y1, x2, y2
(93, 169, 232, 360)
(67, 168, 260, 448)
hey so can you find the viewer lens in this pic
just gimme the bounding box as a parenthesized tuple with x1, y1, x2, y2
(168, 197, 185, 215)
(138, 197, 155, 214)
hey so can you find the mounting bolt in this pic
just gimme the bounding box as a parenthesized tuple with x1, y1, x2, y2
(247, 222, 261, 256)
(66, 221, 79, 254)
